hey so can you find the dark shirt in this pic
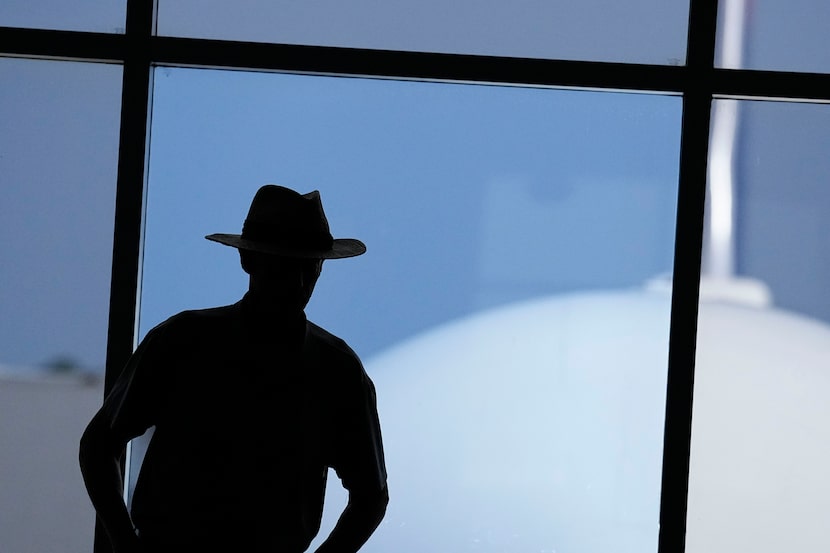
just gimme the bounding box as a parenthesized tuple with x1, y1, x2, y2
(94, 295, 387, 551)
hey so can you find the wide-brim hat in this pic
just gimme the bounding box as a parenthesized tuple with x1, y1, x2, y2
(205, 185, 366, 259)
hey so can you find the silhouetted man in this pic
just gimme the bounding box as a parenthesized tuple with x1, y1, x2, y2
(80, 185, 388, 553)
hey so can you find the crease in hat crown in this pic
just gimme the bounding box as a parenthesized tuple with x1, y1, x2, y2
(205, 185, 366, 259)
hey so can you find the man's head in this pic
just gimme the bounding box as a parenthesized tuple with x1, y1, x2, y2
(205, 184, 365, 312)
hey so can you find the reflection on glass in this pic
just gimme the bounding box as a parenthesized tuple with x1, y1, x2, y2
(715, 0, 830, 73)
(687, 100, 830, 552)
(0, 0, 126, 33)
(137, 67, 682, 552)
(0, 58, 121, 552)
(157, 0, 689, 65)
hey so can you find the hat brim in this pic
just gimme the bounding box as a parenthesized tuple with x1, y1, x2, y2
(205, 233, 365, 259)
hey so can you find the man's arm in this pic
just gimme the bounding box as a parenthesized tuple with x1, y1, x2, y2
(79, 415, 143, 553)
(316, 364, 389, 553)
(314, 484, 389, 553)
(78, 324, 167, 553)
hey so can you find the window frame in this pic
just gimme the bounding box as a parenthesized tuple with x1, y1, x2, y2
(3, 1, 829, 551)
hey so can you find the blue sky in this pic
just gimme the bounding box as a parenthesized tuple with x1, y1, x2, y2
(139, 70, 681, 360)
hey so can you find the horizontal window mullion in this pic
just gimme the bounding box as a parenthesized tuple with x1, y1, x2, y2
(712, 67, 830, 103)
(4, 27, 830, 102)
(149, 35, 686, 94)
(0, 26, 125, 63)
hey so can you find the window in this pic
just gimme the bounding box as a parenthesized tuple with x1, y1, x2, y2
(2, 1, 829, 552)
(137, 69, 681, 551)
(0, 57, 122, 553)
(154, 0, 690, 64)
(687, 99, 830, 553)
(0, 0, 126, 33)
(714, 0, 830, 73)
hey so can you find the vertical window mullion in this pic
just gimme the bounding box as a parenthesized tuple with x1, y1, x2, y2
(657, 0, 719, 551)
(104, 0, 155, 395)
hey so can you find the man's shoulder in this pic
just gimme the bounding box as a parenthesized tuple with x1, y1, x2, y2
(306, 321, 362, 366)
(305, 322, 374, 395)
(144, 304, 237, 339)
(173, 303, 237, 322)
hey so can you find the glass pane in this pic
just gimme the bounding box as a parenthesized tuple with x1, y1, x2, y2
(157, 0, 689, 65)
(688, 100, 830, 552)
(0, 58, 121, 551)
(715, 0, 830, 73)
(0, 0, 126, 33)
(135, 67, 682, 552)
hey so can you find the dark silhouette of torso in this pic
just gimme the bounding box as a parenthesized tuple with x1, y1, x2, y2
(85, 296, 386, 552)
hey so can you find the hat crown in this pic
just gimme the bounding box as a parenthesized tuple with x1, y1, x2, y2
(242, 186, 333, 250)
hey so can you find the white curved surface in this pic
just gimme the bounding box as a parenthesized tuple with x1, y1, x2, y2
(323, 289, 830, 553)
(688, 300, 830, 552)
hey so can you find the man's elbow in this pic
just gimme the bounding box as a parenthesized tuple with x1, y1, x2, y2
(368, 484, 390, 522)
(351, 484, 389, 523)
(78, 416, 117, 470)
(378, 484, 389, 511)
